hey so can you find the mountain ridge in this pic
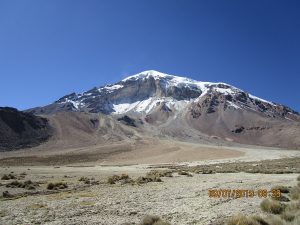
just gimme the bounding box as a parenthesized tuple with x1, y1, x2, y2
(27, 70, 299, 119)
(14, 70, 299, 150)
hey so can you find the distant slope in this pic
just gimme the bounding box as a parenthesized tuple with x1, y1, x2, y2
(0, 107, 52, 151)
(23, 70, 300, 149)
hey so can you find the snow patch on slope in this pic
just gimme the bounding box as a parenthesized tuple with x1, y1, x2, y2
(98, 84, 124, 93)
(227, 101, 241, 110)
(111, 97, 192, 114)
(249, 94, 275, 106)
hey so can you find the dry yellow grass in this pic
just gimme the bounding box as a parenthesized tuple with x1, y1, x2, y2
(227, 176, 300, 225)
(140, 215, 171, 225)
(77, 191, 97, 198)
(227, 214, 261, 225)
(260, 199, 286, 214)
(28, 203, 47, 210)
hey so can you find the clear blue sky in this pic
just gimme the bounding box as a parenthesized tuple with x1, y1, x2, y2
(0, 0, 299, 111)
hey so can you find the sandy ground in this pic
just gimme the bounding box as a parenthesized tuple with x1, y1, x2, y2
(1, 139, 300, 166)
(1, 143, 300, 225)
(0, 165, 299, 225)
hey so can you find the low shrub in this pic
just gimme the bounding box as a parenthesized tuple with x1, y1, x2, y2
(6, 180, 38, 190)
(178, 171, 193, 177)
(227, 214, 262, 225)
(264, 215, 287, 225)
(1, 174, 16, 180)
(289, 186, 300, 200)
(260, 199, 286, 214)
(47, 182, 68, 190)
(79, 176, 92, 184)
(140, 215, 171, 225)
(227, 176, 300, 225)
(136, 176, 162, 184)
(107, 174, 133, 185)
(146, 170, 173, 178)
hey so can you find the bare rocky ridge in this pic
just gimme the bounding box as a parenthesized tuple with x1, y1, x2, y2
(0, 107, 52, 151)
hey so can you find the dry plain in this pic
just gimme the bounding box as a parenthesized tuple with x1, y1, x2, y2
(0, 142, 300, 225)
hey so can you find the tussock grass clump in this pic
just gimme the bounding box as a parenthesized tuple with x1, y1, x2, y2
(178, 171, 193, 177)
(136, 175, 162, 184)
(107, 173, 164, 185)
(6, 180, 38, 190)
(260, 199, 286, 214)
(107, 174, 133, 185)
(47, 182, 68, 190)
(139, 215, 171, 225)
(289, 186, 300, 200)
(78, 176, 98, 185)
(227, 214, 263, 225)
(1, 174, 16, 180)
(264, 215, 287, 225)
(107, 176, 117, 184)
(146, 170, 173, 178)
(79, 176, 89, 182)
(281, 211, 296, 222)
(227, 176, 300, 225)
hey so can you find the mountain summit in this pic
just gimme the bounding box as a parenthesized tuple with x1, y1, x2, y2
(29, 70, 298, 120)
(25, 70, 300, 149)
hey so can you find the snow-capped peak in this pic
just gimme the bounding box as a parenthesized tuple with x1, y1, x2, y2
(30, 70, 299, 121)
(122, 70, 171, 82)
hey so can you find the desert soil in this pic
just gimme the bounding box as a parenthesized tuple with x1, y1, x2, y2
(0, 144, 300, 225)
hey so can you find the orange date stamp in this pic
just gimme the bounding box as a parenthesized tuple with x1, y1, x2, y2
(208, 189, 281, 198)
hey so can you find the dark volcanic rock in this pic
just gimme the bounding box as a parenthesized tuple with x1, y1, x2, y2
(232, 126, 245, 134)
(117, 115, 136, 127)
(0, 107, 52, 151)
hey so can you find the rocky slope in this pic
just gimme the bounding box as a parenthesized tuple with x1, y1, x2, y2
(0, 107, 52, 151)
(24, 70, 300, 149)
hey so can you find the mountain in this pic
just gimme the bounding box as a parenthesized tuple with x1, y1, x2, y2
(28, 70, 299, 118)
(0, 107, 52, 151)
(23, 70, 300, 149)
